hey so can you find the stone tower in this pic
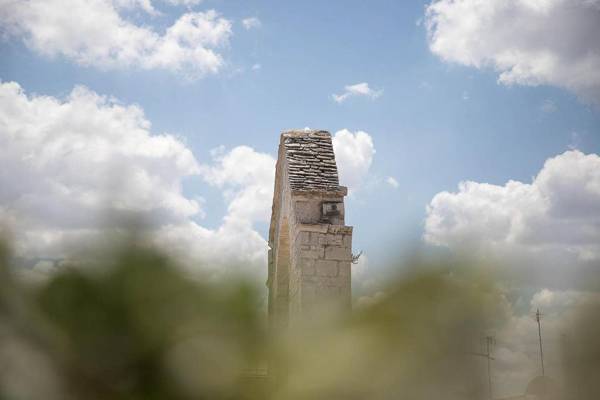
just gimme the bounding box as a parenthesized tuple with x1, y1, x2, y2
(267, 130, 352, 329)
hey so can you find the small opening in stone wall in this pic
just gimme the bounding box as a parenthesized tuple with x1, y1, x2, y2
(322, 202, 341, 217)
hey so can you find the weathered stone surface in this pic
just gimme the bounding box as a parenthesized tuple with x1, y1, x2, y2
(305, 232, 320, 245)
(299, 231, 311, 245)
(268, 129, 354, 329)
(319, 233, 342, 246)
(316, 260, 338, 277)
(301, 258, 316, 276)
(338, 262, 351, 277)
(322, 286, 341, 296)
(282, 130, 342, 192)
(325, 246, 351, 261)
(327, 225, 352, 235)
(300, 245, 324, 259)
(342, 234, 352, 248)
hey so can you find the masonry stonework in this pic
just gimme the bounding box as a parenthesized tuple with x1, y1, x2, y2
(267, 130, 352, 330)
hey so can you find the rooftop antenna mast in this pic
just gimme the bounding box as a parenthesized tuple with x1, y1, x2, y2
(536, 308, 545, 376)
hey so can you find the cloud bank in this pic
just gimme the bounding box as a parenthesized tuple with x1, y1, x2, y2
(332, 129, 376, 193)
(426, 0, 600, 104)
(425, 150, 600, 269)
(0, 82, 378, 278)
(200, 145, 275, 225)
(0, 81, 268, 276)
(0, 0, 232, 77)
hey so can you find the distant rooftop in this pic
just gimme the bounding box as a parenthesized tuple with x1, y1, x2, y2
(281, 129, 341, 192)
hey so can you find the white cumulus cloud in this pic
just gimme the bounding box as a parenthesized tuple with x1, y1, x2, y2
(0, 0, 232, 77)
(200, 145, 276, 225)
(0, 82, 379, 279)
(386, 176, 399, 188)
(163, 0, 202, 5)
(332, 129, 375, 192)
(241, 17, 261, 30)
(0, 81, 269, 277)
(425, 0, 600, 104)
(424, 150, 600, 267)
(332, 82, 382, 103)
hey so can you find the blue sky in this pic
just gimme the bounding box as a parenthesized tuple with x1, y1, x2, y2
(2, 1, 600, 395)
(2, 0, 598, 273)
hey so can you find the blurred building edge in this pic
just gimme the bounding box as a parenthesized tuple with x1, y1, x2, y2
(267, 129, 353, 330)
(496, 376, 560, 400)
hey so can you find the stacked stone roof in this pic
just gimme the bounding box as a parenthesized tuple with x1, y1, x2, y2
(281, 130, 340, 192)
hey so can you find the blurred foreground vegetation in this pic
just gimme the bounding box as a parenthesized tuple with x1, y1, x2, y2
(0, 240, 598, 399)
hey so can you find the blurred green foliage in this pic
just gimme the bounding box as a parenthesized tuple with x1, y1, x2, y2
(1, 240, 598, 399)
(1, 243, 266, 400)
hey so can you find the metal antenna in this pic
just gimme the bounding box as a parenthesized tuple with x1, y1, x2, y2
(468, 335, 495, 399)
(484, 335, 496, 400)
(536, 308, 545, 376)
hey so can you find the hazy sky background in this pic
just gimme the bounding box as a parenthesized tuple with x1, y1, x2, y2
(1, 1, 600, 396)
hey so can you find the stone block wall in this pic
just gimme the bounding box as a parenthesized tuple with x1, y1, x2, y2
(289, 223, 352, 323)
(268, 130, 353, 330)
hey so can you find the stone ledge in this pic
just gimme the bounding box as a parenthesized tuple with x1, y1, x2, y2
(291, 187, 348, 197)
(294, 223, 353, 234)
(327, 225, 352, 235)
